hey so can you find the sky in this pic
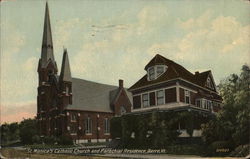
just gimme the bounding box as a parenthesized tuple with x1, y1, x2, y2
(0, 0, 249, 123)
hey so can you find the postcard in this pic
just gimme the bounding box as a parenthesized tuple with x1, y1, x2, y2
(0, 0, 249, 158)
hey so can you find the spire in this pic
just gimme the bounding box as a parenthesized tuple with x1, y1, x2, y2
(60, 49, 72, 82)
(40, 2, 57, 69)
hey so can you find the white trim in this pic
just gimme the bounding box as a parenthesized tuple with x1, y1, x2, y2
(104, 133, 110, 135)
(76, 139, 88, 144)
(70, 133, 77, 136)
(179, 86, 197, 93)
(142, 93, 150, 107)
(132, 102, 188, 112)
(130, 77, 218, 94)
(91, 139, 98, 143)
(156, 89, 165, 105)
(131, 102, 211, 113)
(133, 85, 177, 96)
(85, 133, 92, 135)
(98, 139, 106, 142)
(133, 85, 178, 109)
(184, 90, 191, 104)
(176, 82, 180, 102)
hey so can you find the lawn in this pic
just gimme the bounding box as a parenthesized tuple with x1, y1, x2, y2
(0, 148, 114, 159)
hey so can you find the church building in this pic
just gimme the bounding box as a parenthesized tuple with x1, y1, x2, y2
(37, 3, 132, 143)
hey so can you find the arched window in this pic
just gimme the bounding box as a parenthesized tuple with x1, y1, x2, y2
(120, 106, 127, 115)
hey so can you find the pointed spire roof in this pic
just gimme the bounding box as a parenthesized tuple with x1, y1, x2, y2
(60, 49, 72, 82)
(40, 2, 57, 69)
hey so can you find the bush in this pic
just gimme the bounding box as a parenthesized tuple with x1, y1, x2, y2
(32, 135, 41, 144)
(110, 117, 122, 139)
(19, 119, 38, 144)
(230, 144, 250, 157)
(43, 136, 57, 145)
(57, 136, 73, 145)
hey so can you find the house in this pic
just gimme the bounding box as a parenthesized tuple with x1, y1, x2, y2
(36, 3, 132, 143)
(128, 54, 222, 137)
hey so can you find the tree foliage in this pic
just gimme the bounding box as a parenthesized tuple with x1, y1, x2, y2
(0, 122, 20, 145)
(202, 65, 250, 149)
(19, 118, 38, 144)
(111, 111, 209, 148)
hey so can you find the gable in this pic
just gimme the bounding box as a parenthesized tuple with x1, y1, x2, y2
(129, 54, 219, 93)
(205, 73, 216, 91)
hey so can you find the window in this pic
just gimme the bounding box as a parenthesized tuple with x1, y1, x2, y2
(149, 67, 155, 80)
(71, 113, 76, 122)
(156, 90, 164, 105)
(148, 65, 167, 81)
(66, 86, 69, 95)
(185, 90, 190, 104)
(120, 106, 126, 115)
(196, 99, 201, 107)
(70, 124, 77, 134)
(206, 100, 212, 110)
(142, 94, 149, 107)
(156, 66, 164, 77)
(206, 77, 213, 89)
(104, 118, 110, 134)
(85, 117, 92, 134)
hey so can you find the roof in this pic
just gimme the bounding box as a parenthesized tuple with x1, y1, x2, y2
(59, 49, 72, 82)
(129, 54, 215, 91)
(40, 2, 57, 69)
(66, 78, 132, 112)
(194, 71, 210, 87)
(109, 88, 133, 106)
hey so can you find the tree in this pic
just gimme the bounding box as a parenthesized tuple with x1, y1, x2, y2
(0, 122, 20, 145)
(202, 65, 250, 147)
(19, 118, 38, 144)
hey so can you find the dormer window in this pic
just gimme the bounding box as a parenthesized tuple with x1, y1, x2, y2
(147, 65, 167, 81)
(156, 66, 164, 77)
(149, 67, 155, 80)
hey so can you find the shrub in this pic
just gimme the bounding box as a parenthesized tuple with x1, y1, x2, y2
(110, 117, 122, 139)
(43, 136, 57, 145)
(57, 136, 73, 145)
(32, 135, 41, 144)
(230, 144, 250, 157)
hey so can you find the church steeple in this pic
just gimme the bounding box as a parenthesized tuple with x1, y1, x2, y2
(60, 49, 72, 82)
(40, 2, 57, 70)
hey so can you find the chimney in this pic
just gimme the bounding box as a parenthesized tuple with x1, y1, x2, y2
(119, 79, 123, 88)
(195, 71, 199, 75)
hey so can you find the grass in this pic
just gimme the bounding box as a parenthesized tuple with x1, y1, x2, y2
(0, 148, 114, 159)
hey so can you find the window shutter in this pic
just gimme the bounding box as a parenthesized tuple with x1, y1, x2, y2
(133, 95, 141, 109)
(179, 88, 184, 102)
(190, 92, 196, 105)
(149, 92, 155, 106)
(165, 88, 177, 103)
